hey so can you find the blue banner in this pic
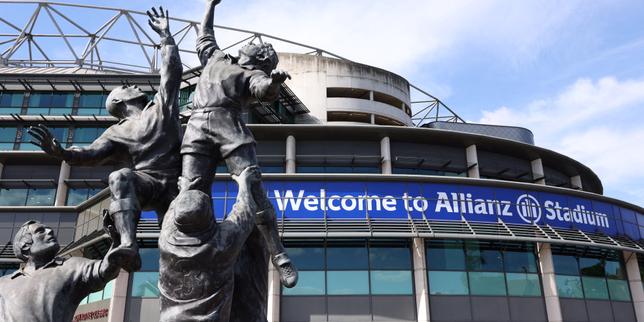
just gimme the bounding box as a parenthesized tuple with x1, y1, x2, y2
(143, 180, 643, 240)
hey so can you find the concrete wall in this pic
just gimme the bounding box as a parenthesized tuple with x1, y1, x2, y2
(278, 53, 412, 125)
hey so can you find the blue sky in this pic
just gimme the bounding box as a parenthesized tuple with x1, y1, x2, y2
(1, 0, 643, 206)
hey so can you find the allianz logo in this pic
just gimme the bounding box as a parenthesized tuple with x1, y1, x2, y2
(435, 192, 610, 228)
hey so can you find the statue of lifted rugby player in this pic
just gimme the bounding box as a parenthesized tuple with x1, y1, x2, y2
(180, 0, 298, 311)
(28, 7, 182, 272)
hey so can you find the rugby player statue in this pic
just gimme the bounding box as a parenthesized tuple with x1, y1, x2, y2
(0, 216, 127, 322)
(28, 6, 182, 273)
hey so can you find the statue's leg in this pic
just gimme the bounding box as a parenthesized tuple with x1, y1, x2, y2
(230, 227, 268, 322)
(108, 168, 142, 272)
(181, 153, 215, 195)
(226, 145, 299, 288)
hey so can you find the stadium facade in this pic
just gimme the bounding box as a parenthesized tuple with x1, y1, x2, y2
(0, 2, 643, 322)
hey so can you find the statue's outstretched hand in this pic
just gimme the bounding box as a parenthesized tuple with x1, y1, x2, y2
(147, 6, 170, 37)
(270, 69, 291, 84)
(28, 124, 65, 158)
(209, 0, 222, 6)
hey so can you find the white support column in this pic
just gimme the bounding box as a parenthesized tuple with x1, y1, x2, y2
(107, 270, 130, 322)
(570, 175, 583, 190)
(380, 136, 392, 175)
(54, 161, 71, 206)
(624, 251, 644, 322)
(538, 243, 563, 322)
(465, 145, 479, 178)
(285, 135, 296, 174)
(531, 158, 546, 185)
(267, 262, 281, 322)
(371, 114, 376, 124)
(413, 238, 431, 322)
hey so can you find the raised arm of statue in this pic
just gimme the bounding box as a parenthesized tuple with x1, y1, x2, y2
(147, 7, 182, 118)
(196, 0, 222, 66)
(249, 69, 291, 103)
(28, 124, 115, 166)
(216, 166, 261, 252)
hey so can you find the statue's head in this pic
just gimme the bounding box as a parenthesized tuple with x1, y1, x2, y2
(105, 85, 149, 119)
(164, 190, 216, 246)
(238, 42, 279, 74)
(13, 221, 60, 263)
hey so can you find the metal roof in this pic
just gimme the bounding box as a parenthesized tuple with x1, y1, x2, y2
(0, 0, 464, 126)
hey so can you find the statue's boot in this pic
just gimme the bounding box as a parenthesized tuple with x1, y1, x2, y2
(111, 209, 142, 272)
(272, 252, 298, 288)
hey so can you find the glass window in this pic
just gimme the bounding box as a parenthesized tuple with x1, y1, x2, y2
(103, 279, 114, 300)
(71, 127, 106, 147)
(326, 247, 368, 270)
(25, 189, 56, 206)
(0, 189, 28, 206)
(327, 271, 369, 295)
(605, 260, 626, 280)
(21, 127, 68, 151)
(582, 276, 609, 300)
(370, 271, 413, 295)
(282, 271, 325, 296)
(131, 272, 159, 297)
(285, 247, 325, 270)
(426, 240, 466, 270)
(27, 92, 73, 115)
(506, 273, 541, 296)
(553, 254, 579, 275)
(579, 257, 605, 277)
(504, 250, 538, 273)
(607, 279, 631, 301)
(468, 272, 507, 296)
(369, 247, 411, 270)
(0, 127, 17, 150)
(66, 188, 102, 206)
(466, 242, 503, 271)
(78, 93, 109, 116)
(88, 290, 103, 303)
(139, 248, 160, 271)
(428, 271, 469, 295)
(0, 92, 24, 114)
(555, 275, 584, 298)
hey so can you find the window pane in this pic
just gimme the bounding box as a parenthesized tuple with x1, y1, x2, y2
(88, 290, 103, 303)
(607, 279, 631, 301)
(0, 189, 28, 206)
(0, 127, 16, 150)
(67, 188, 88, 206)
(426, 240, 465, 270)
(282, 271, 325, 295)
(370, 271, 412, 295)
(327, 247, 368, 270)
(506, 273, 541, 296)
(605, 260, 626, 280)
(103, 279, 114, 300)
(139, 248, 160, 271)
(428, 271, 469, 295)
(369, 247, 411, 270)
(327, 271, 369, 295)
(582, 276, 609, 300)
(553, 255, 579, 275)
(286, 247, 325, 270)
(131, 272, 159, 297)
(579, 257, 605, 277)
(555, 275, 583, 298)
(26, 189, 56, 206)
(504, 250, 537, 273)
(469, 272, 506, 295)
(466, 241, 503, 271)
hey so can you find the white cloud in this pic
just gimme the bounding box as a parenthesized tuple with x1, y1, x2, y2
(479, 76, 644, 205)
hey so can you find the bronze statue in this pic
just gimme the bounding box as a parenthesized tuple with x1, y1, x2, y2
(28, 7, 182, 273)
(159, 166, 261, 322)
(0, 217, 126, 322)
(177, 0, 298, 320)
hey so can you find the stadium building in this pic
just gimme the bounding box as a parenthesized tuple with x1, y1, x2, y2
(0, 2, 643, 322)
